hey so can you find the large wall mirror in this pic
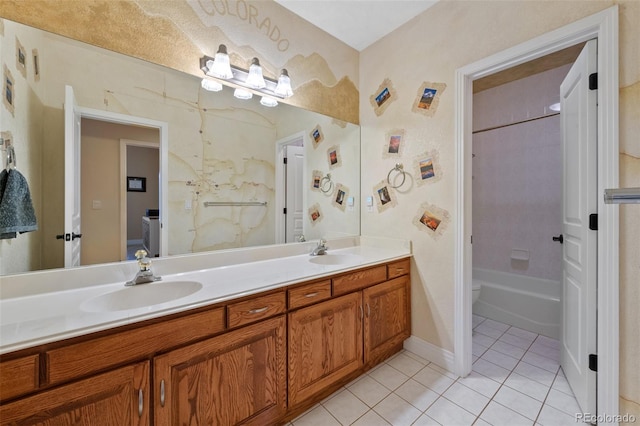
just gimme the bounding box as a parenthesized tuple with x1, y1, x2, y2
(0, 18, 360, 276)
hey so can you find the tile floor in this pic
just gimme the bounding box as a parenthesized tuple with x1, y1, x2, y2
(289, 315, 584, 426)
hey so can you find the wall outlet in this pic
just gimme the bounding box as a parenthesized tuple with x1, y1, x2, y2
(366, 196, 374, 212)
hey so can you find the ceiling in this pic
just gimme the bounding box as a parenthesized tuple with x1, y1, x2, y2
(274, 0, 439, 51)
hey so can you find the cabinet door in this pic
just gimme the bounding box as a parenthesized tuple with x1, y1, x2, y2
(288, 292, 363, 406)
(154, 315, 286, 426)
(0, 362, 150, 425)
(364, 276, 411, 365)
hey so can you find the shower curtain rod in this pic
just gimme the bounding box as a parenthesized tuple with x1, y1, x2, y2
(472, 112, 560, 135)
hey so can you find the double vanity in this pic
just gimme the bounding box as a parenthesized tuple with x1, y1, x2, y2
(0, 237, 412, 425)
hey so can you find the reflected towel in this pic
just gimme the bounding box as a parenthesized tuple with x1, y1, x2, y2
(0, 169, 38, 239)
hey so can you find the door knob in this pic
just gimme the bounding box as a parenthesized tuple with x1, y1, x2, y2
(71, 232, 82, 240)
(552, 234, 564, 244)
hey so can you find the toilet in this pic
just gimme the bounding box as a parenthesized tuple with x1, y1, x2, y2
(472, 281, 482, 305)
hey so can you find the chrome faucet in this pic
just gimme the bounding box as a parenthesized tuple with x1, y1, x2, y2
(310, 238, 328, 256)
(126, 250, 161, 286)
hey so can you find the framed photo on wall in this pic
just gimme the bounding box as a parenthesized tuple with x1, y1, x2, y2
(127, 176, 146, 192)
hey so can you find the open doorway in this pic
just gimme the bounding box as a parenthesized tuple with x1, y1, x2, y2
(80, 120, 160, 265)
(276, 132, 306, 244)
(121, 141, 160, 260)
(454, 7, 619, 418)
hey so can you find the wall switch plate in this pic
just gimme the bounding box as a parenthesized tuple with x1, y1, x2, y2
(347, 196, 354, 211)
(366, 196, 374, 212)
(184, 199, 192, 210)
(92, 200, 102, 210)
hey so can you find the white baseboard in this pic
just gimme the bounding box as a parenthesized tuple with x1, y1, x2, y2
(404, 335, 456, 375)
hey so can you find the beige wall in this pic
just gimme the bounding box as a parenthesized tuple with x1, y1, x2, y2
(359, 0, 639, 416)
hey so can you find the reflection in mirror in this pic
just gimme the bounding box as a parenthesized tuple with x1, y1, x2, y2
(0, 18, 360, 276)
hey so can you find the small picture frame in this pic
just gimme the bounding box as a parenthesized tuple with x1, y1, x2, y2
(383, 129, 405, 157)
(311, 170, 323, 191)
(327, 145, 341, 169)
(332, 183, 349, 211)
(370, 78, 398, 116)
(412, 82, 447, 117)
(414, 149, 442, 186)
(308, 203, 323, 225)
(373, 180, 397, 212)
(127, 176, 147, 192)
(3, 65, 15, 116)
(310, 124, 324, 148)
(15, 37, 26, 78)
(412, 202, 450, 240)
(32, 49, 40, 82)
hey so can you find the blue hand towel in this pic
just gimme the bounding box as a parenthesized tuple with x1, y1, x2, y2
(0, 169, 38, 239)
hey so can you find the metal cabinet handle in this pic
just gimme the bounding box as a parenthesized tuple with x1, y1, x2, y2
(138, 389, 144, 417)
(304, 292, 318, 298)
(359, 305, 363, 320)
(249, 307, 268, 314)
(366, 303, 371, 317)
(160, 379, 165, 407)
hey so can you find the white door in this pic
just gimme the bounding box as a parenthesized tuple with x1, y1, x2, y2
(285, 145, 304, 243)
(560, 39, 597, 414)
(64, 85, 82, 267)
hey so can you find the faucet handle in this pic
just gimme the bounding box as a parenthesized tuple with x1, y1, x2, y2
(134, 249, 151, 271)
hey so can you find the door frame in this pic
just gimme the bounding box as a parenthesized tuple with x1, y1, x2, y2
(275, 131, 307, 244)
(453, 5, 619, 418)
(119, 139, 160, 260)
(78, 107, 169, 258)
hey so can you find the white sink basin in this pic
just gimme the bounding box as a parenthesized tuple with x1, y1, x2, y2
(308, 254, 364, 265)
(81, 280, 203, 312)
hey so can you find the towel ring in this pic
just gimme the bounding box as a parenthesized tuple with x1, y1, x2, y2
(3, 142, 16, 171)
(320, 173, 334, 194)
(387, 163, 406, 189)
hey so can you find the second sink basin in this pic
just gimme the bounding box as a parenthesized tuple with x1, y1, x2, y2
(81, 280, 203, 313)
(308, 253, 364, 265)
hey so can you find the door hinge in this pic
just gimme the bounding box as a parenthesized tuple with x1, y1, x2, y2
(589, 213, 598, 231)
(589, 73, 598, 90)
(470, 235, 473, 244)
(589, 353, 598, 372)
(283, 157, 287, 164)
(283, 208, 287, 214)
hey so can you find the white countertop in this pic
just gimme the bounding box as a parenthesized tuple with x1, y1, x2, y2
(0, 238, 411, 355)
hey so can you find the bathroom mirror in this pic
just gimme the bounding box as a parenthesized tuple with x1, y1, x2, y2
(0, 18, 360, 276)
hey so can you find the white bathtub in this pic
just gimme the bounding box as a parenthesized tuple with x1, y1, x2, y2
(472, 268, 561, 339)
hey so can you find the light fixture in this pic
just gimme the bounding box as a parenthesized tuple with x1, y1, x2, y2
(200, 44, 233, 79)
(246, 58, 266, 89)
(549, 102, 561, 112)
(274, 69, 293, 98)
(201, 78, 222, 92)
(260, 96, 278, 107)
(233, 88, 253, 100)
(199, 48, 294, 106)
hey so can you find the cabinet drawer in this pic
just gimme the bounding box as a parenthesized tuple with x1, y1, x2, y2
(47, 307, 225, 385)
(387, 258, 411, 279)
(333, 265, 387, 296)
(227, 291, 286, 328)
(288, 280, 332, 309)
(0, 354, 39, 401)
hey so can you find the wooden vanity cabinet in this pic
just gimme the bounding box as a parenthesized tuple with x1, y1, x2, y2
(288, 292, 363, 406)
(0, 354, 39, 401)
(0, 256, 411, 425)
(0, 361, 150, 425)
(154, 315, 287, 426)
(363, 275, 411, 366)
